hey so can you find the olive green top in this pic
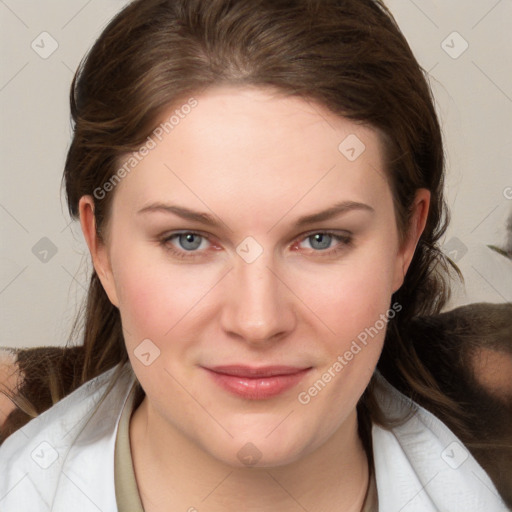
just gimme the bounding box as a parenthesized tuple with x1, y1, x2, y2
(114, 383, 145, 512)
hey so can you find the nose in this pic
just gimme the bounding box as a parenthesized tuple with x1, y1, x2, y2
(219, 252, 296, 345)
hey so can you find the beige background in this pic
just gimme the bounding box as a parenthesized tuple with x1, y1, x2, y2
(1, 0, 511, 349)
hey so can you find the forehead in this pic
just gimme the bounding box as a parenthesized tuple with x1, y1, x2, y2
(111, 85, 390, 225)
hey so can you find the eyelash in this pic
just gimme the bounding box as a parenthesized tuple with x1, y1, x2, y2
(159, 230, 353, 260)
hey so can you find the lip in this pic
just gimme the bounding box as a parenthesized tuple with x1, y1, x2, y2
(202, 365, 312, 400)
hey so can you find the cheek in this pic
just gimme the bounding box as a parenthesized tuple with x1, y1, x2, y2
(293, 247, 399, 421)
(109, 248, 212, 345)
(303, 243, 399, 345)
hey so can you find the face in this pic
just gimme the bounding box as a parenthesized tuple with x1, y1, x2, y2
(81, 85, 427, 468)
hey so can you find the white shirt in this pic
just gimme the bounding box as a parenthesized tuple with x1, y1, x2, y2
(0, 364, 509, 511)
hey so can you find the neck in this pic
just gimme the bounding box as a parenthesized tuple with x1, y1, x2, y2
(129, 398, 371, 512)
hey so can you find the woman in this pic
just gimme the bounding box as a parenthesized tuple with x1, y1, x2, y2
(0, 0, 509, 510)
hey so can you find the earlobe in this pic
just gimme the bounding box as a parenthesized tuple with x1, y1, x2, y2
(392, 189, 431, 293)
(78, 196, 120, 307)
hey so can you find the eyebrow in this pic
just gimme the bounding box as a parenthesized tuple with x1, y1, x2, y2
(137, 200, 374, 229)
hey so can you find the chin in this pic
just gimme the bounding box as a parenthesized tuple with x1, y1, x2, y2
(202, 429, 313, 469)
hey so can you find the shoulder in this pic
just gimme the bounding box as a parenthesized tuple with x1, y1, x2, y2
(0, 363, 135, 512)
(371, 372, 509, 512)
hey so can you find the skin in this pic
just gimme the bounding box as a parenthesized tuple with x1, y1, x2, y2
(79, 85, 429, 511)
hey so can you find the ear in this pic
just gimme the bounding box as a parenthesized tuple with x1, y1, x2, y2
(78, 195, 120, 307)
(392, 188, 431, 293)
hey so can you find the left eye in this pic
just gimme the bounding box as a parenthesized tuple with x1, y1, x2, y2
(166, 232, 210, 252)
(298, 232, 342, 251)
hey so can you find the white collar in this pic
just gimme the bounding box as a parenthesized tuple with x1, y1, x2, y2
(371, 371, 507, 511)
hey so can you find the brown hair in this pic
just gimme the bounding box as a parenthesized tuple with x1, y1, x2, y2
(5, 0, 505, 484)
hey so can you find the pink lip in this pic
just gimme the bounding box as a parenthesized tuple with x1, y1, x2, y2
(203, 365, 311, 400)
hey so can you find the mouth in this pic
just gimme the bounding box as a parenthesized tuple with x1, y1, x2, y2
(202, 365, 312, 400)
